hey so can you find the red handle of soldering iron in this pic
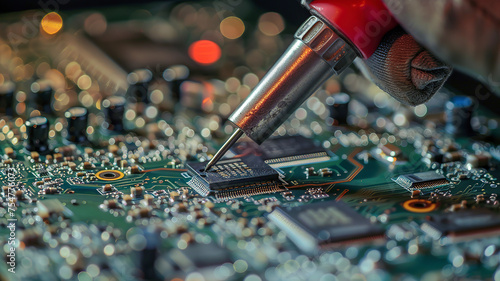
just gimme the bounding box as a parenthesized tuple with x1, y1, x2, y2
(309, 0, 398, 58)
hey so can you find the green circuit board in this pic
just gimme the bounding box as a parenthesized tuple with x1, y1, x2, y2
(1, 1, 500, 281)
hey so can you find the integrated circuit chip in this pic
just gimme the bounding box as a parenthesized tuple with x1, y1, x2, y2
(393, 171, 450, 192)
(186, 155, 281, 199)
(268, 200, 385, 253)
(231, 135, 332, 168)
(421, 209, 500, 242)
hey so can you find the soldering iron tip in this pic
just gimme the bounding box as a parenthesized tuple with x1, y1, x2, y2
(204, 128, 244, 172)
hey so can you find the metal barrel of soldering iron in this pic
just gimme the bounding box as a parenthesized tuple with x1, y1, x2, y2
(229, 16, 356, 144)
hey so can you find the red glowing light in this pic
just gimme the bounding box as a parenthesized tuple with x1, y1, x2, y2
(188, 40, 221, 65)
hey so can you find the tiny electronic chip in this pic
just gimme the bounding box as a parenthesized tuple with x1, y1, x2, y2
(268, 200, 385, 253)
(371, 143, 407, 166)
(393, 171, 450, 192)
(421, 209, 500, 242)
(231, 135, 332, 168)
(186, 155, 281, 198)
(37, 199, 73, 219)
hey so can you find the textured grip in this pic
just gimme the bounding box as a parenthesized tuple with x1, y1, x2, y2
(356, 27, 452, 106)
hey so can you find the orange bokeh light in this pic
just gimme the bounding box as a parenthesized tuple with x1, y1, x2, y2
(220, 16, 245, 39)
(188, 40, 221, 65)
(41, 12, 63, 35)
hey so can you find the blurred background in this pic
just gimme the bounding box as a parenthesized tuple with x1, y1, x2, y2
(0, 0, 499, 147)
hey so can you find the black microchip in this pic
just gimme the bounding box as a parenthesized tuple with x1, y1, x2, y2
(186, 155, 280, 195)
(37, 168, 50, 177)
(232, 135, 330, 167)
(268, 200, 385, 253)
(393, 171, 450, 191)
(421, 209, 500, 241)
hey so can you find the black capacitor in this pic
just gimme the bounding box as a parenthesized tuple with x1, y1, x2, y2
(140, 228, 160, 280)
(25, 116, 50, 153)
(31, 79, 53, 114)
(163, 65, 189, 101)
(102, 96, 126, 132)
(445, 96, 475, 136)
(326, 92, 350, 125)
(0, 81, 15, 115)
(126, 69, 153, 104)
(65, 107, 88, 143)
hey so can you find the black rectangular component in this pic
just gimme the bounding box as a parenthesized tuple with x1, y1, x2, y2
(232, 135, 331, 167)
(186, 155, 280, 198)
(421, 209, 500, 242)
(268, 200, 385, 253)
(393, 171, 450, 191)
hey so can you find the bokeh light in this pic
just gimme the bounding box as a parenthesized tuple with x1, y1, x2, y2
(188, 40, 221, 65)
(220, 17, 245, 39)
(258, 12, 285, 36)
(41, 12, 63, 35)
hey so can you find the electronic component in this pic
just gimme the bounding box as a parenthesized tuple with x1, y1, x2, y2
(186, 155, 281, 198)
(163, 65, 190, 100)
(443, 151, 463, 162)
(393, 171, 450, 192)
(36, 167, 50, 177)
(36, 199, 72, 219)
(231, 135, 331, 168)
(445, 96, 474, 136)
(0, 81, 15, 115)
(25, 116, 50, 153)
(466, 152, 491, 168)
(326, 92, 350, 125)
(102, 96, 126, 132)
(126, 69, 152, 104)
(268, 200, 385, 253)
(371, 143, 407, 166)
(421, 209, 500, 242)
(65, 107, 88, 143)
(380, 143, 401, 157)
(31, 79, 53, 114)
